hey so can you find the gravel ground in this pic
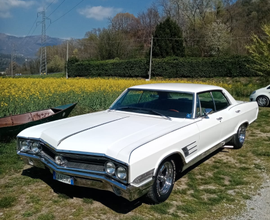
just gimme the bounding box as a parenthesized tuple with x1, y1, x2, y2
(228, 174, 270, 220)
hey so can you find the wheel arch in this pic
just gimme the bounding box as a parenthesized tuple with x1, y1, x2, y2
(255, 93, 270, 99)
(153, 151, 186, 177)
(233, 121, 249, 135)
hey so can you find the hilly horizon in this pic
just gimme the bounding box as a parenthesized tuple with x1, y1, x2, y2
(0, 33, 65, 58)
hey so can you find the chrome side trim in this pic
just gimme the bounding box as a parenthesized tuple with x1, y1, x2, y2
(132, 169, 154, 185)
(182, 140, 226, 171)
(182, 141, 197, 157)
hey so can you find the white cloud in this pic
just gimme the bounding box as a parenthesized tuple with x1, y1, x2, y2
(0, 0, 35, 18)
(78, 6, 122, 21)
(0, 11, 11, 18)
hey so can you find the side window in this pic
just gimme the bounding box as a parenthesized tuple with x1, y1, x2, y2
(198, 92, 215, 114)
(212, 91, 229, 111)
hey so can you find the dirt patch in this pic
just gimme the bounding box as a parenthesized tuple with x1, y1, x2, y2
(225, 173, 270, 220)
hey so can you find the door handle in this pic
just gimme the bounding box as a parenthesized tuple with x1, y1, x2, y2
(216, 117, 222, 120)
(235, 110, 240, 113)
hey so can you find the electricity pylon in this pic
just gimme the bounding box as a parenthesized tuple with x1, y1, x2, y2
(37, 9, 50, 75)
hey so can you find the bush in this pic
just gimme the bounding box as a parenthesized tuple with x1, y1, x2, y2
(67, 56, 258, 78)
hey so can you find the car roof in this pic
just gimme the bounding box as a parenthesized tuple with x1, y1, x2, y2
(129, 83, 223, 93)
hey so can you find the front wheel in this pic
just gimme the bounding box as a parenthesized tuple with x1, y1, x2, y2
(146, 158, 176, 204)
(229, 124, 247, 149)
(256, 95, 269, 107)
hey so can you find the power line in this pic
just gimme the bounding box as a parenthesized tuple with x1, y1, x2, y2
(45, 0, 85, 32)
(50, 0, 84, 25)
(46, 0, 57, 10)
(17, 16, 40, 51)
(26, 16, 38, 37)
(48, 0, 66, 17)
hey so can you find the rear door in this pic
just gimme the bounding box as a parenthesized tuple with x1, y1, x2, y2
(195, 91, 224, 155)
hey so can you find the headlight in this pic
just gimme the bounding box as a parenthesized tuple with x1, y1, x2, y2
(18, 139, 41, 154)
(31, 142, 41, 154)
(251, 91, 256, 95)
(116, 166, 127, 180)
(20, 140, 30, 152)
(105, 162, 115, 175)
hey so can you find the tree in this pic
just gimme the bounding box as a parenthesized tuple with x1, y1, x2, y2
(79, 29, 100, 59)
(152, 17, 185, 58)
(28, 59, 39, 75)
(47, 55, 65, 73)
(246, 24, 270, 76)
(109, 13, 139, 34)
(204, 20, 230, 56)
(159, 0, 219, 57)
(138, 5, 160, 42)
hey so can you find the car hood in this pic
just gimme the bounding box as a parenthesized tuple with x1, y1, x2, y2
(18, 111, 194, 163)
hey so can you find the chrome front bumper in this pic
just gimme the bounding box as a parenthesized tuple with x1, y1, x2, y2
(18, 152, 153, 201)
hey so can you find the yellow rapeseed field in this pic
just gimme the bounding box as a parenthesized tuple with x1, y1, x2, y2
(1, 77, 253, 118)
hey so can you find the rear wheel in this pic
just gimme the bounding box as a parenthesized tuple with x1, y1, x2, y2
(256, 95, 269, 107)
(146, 158, 176, 204)
(229, 124, 247, 149)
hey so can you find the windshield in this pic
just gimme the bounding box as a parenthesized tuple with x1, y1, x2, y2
(110, 89, 194, 119)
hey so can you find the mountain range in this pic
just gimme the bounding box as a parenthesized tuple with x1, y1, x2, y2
(0, 33, 64, 58)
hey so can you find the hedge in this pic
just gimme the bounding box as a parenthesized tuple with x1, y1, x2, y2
(67, 56, 258, 78)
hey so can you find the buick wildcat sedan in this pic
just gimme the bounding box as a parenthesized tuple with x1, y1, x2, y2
(17, 83, 258, 204)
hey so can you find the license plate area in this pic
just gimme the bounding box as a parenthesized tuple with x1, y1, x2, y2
(53, 171, 74, 185)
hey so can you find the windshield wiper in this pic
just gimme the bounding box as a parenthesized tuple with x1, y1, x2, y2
(143, 108, 171, 120)
(112, 106, 171, 120)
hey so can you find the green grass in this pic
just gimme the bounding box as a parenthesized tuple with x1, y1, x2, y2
(0, 80, 270, 220)
(82, 198, 93, 204)
(0, 141, 24, 176)
(150, 202, 172, 215)
(14, 72, 65, 79)
(0, 196, 16, 208)
(37, 213, 55, 220)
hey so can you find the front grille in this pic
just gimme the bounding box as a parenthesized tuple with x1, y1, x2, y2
(66, 161, 103, 171)
(40, 142, 105, 173)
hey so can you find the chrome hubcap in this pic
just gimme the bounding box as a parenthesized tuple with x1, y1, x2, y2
(238, 126, 246, 144)
(156, 161, 174, 196)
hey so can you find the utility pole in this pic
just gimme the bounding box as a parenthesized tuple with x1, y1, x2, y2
(66, 40, 69, 79)
(148, 35, 153, 81)
(10, 44, 16, 77)
(10, 53, 13, 77)
(37, 9, 50, 75)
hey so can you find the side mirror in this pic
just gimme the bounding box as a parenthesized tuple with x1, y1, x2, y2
(203, 108, 213, 117)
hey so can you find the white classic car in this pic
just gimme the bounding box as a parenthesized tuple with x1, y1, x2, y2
(250, 84, 270, 107)
(17, 83, 258, 204)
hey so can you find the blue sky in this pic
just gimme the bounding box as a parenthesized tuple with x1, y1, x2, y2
(0, 0, 154, 39)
